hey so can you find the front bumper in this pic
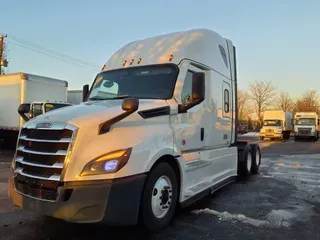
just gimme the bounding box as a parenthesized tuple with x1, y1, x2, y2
(260, 132, 282, 138)
(294, 132, 316, 137)
(8, 167, 147, 225)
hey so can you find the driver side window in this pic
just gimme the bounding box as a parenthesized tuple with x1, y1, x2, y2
(181, 70, 194, 104)
(32, 103, 43, 117)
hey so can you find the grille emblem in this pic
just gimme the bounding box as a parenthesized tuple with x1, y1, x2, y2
(36, 123, 52, 129)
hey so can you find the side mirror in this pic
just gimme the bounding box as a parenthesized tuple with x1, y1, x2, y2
(82, 84, 89, 102)
(179, 72, 205, 112)
(122, 97, 139, 112)
(18, 103, 31, 122)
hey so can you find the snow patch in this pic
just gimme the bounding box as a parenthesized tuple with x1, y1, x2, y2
(191, 208, 296, 228)
(241, 132, 260, 137)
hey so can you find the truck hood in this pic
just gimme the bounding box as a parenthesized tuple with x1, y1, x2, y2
(28, 99, 170, 128)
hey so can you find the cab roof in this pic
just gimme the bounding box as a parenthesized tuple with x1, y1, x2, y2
(101, 28, 233, 78)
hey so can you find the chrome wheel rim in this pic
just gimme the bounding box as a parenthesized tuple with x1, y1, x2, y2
(256, 149, 260, 166)
(247, 152, 252, 172)
(151, 175, 173, 219)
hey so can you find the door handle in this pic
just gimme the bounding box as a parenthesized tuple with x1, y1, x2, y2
(201, 128, 204, 141)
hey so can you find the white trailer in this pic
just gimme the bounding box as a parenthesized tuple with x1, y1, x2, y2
(67, 90, 83, 104)
(260, 110, 293, 140)
(0, 72, 68, 147)
(8, 29, 261, 232)
(293, 112, 319, 141)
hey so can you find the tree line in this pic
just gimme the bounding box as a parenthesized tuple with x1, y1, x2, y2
(238, 80, 320, 124)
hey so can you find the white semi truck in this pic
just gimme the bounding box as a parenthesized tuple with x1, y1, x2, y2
(0, 72, 69, 147)
(293, 112, 319, 141)
(8, 29, 261, 231)
(260, 110, 293, 140)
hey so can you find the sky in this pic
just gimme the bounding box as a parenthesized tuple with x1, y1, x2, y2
(1, 0, 320, 97)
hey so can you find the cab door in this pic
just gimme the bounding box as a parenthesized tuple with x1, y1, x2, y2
(221, 81, 232, 146)
(173, 64, 207, 153)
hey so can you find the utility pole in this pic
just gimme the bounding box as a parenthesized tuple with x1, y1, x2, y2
(0, 34, 8, 75)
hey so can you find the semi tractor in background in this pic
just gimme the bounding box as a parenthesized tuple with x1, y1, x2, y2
(8, 29, 261, 232)
(260, 110, 293, 140)
(293, 112, 319, 141)
(0, 72, 70, 148)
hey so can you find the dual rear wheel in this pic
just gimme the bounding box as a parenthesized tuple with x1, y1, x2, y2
(238, 143, 261, 177)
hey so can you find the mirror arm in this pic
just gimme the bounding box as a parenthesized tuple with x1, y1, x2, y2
(178, 98, 204, 113)
(19, 112, 30, 122)
(98, 107, 138, 135)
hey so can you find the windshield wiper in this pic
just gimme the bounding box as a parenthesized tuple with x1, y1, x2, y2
(110, 95, 137, 99)
(88, 96, 107, 101)
(89, 95, 139, 101)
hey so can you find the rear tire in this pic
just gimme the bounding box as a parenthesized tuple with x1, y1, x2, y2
(314, 131, 319, 141)
(238, 145, 253, 178)
(283, 131, 290, 140)
(250, 144, 261, 174)
(140, 162, 178, 232)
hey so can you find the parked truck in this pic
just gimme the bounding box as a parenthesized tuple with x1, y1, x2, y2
(293, 112, 319, 141)
(0, 72, 69, 147)
(8, 29, 261, 232)
(259, 110, 293, 140)
(67, 90, 83, 104)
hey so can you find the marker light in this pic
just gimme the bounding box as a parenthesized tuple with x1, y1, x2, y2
(130, 59, 134, 65)
(169, 54, 173, 61)
(123, 60, 127, 66)
(101, 64, 106, 71)
(80, 148, 132, 176)
(137, 58, 142, 64)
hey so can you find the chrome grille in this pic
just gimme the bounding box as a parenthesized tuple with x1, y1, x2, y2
(298, 128, 311, 135)
(13, 123, 77, 201)
(266, 129, 274, 133)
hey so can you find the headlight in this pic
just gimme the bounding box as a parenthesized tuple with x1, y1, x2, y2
(260, 129, 265, 132)
(276, 129, 282, 133)
(80, 148, 132, 176)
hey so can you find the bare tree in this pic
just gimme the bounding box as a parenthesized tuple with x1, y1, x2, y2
(0, 39, 8, 75)
(275, 92, 295, 112)
(295, 89, 320, 113)
(249, 80, 277, 124)
(237, 89, 251, 119)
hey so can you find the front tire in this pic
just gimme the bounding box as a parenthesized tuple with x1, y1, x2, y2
(140, 162, 178, 232)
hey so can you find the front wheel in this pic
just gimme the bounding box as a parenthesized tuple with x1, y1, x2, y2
(140, 162, 178, 232)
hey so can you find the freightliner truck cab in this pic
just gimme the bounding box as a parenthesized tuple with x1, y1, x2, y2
(8, 29, 261, 231)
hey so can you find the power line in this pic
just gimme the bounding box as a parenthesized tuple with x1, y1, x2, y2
(6, 39, 99, 69)
(8, 35, 100, 68)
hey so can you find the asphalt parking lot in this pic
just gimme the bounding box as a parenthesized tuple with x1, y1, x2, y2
(0, 136, 319, 240)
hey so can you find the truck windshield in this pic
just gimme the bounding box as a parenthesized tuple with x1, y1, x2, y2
(88, 64, 178, 100)
(44, 103, 71, 113)
(295, 118, 315, 125)
(263, 120, 281, 126)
